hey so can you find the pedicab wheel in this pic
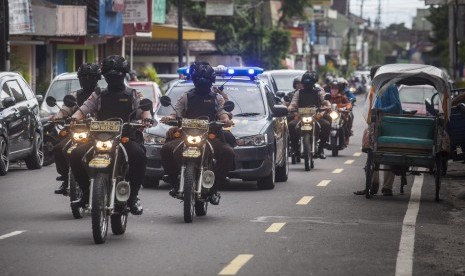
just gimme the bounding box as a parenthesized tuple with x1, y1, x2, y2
(400, 174, 407, 195)
(365, 150, 374, 199)
(435, 156, 442, 202)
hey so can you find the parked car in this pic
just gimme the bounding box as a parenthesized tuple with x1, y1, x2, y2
(143, 66, 289, 190)
(263, 69, 306, 96)
(0, 72, 44, 175)
(128, 81, 161, 110)
(257, 71, 279, 96)
(158, 74, 179, 94)
(39, 72, 112, 118)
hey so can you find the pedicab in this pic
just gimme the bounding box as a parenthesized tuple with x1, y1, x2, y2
(364, 64, 451, 201)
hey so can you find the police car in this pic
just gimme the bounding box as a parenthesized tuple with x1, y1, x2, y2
(143, 66, 289, 190)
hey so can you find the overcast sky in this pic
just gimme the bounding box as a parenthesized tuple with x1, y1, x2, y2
(349, 0, 429, 28)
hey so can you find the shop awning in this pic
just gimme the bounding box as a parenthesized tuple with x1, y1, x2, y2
(151, 24, 215, 41)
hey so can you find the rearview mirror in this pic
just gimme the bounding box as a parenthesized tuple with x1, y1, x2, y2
(63, 95, 77, 108)
(46, 96, 57, 107)
(2, 97, 16, 109)
(223, 101, 235, 112)
(160, 95, 171, 107)
(139, 98, 153, 112)
(36, 95, 43, 103)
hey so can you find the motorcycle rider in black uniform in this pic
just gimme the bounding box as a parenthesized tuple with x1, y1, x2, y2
(287, 71, 330, 159)
(52, 63, 101, 195)
(159, 61, 235, 205)
(68, 55, 153, 215)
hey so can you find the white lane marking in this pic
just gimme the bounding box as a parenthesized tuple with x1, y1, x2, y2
(344, 160, 355, 164)
(317, 180, 331, 187)
(332, 168, 344, 174)
(296, 196, 314, 205)
(265, 223, 286, 233)
(219, 254, 254, 275)
(0, 230, 26, 240)
(353, 152, 362, 157)
(395, 174, 424, 276)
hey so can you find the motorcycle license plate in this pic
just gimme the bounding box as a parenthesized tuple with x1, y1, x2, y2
(302, 125, 312, 131)
(89, 154, 111, 168)
(181, 119, 208, 130)
(183, 147, 201, 158)
(298, 107, 317, 116)
(90, 121, 121, 132)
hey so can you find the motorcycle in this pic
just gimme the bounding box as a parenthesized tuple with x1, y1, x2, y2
(41, 116, 64, 166)
(327, 104, 351, 157)
(159, 95, 235, 223)
(75, 97, 153, 244)
(45, 95, 90, 219)
(291, 107, 319, 171)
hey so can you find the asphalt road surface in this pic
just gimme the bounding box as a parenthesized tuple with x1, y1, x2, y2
(1, 95, 464, 276)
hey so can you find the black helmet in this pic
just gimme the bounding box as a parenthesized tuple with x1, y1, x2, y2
(101, 55, 130, 76)
(190, 61, 216, 88)
(77, 63, 101, 79)
(301, 71, 318, 88)
(292, 75, 302, 89)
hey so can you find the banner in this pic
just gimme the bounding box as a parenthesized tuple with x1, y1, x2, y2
(206, 0, 233, 16)
(9, 0, 35, 34)
(153, 0, 166, 24)
(123, 0, 148, 24)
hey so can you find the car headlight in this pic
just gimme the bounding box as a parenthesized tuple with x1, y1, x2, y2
(95, 140, 113, 152)
(72, 132, 89, 143)
(329, 111, 339, 120)
(302, 116, 313, 123)
(143, 133, 166, 145)
(236, 134, 268, 146)
(186, 135, 202, 145)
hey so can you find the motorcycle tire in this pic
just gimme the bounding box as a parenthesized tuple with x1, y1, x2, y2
(91, 173, 110, 244)
(183, 162, 196, 223)
(111, 212, 128, 235)
(194, 200, 208, 216)
(69, 171, 84, 219)
(331, 136, 338, 157)
(42, 137, 56, 166)
(303, 133, 311, 171)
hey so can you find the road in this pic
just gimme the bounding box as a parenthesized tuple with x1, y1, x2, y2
(1, 97, 464, 276)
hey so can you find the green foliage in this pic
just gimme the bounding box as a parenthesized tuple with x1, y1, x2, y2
(140, 65, 161, 85)
(278, 0, 312, 26)
(427, 5, 449, 68)
(10, 52, 31, 83)
(261, 29, 291, 69)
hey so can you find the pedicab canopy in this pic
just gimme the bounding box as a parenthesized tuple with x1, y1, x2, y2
(364, 64, 452, 123)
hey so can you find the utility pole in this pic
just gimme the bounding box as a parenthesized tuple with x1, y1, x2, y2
(360, 0, 365, 67)
(177, 0, 184, 68)
(345, 1, 351, 74)
(375, 0, 381, 50)
(0, 0, 9, 71)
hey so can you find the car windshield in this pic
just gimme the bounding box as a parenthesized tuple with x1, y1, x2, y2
(47, 79, 107, 101)
(398, 85, 437, 104)
(131, 85, 155, 101)
(272, 74, 300, 91)
(157, 84, 266, 118)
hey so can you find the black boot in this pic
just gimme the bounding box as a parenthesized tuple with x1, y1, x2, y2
(165, 175, 180, 197)
(54, 179, 69, 195)
(315, 146, 326, 159)
(128, 196, 143, 215)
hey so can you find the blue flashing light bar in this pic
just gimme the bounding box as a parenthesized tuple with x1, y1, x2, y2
(177, 66, 264, 79)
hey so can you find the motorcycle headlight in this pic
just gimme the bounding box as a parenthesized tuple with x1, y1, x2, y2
(350, 87, 356, 92)
(236, 134, 268, 147)
(95, 140, 113, 152)
(72, 132, 89, 143)
(302, 117, 313, 123)
(186, 135, 202, 145)
(330, 111, 339, 120)
(143, 133, 166, 145)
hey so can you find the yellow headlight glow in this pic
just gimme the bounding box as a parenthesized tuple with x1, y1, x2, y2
(330, 111, 339, 120)
(72, 132, 88, 142)
(96, 140, 113, 152)
(302, 117, 313, 123)
(186, 135, 202, 145)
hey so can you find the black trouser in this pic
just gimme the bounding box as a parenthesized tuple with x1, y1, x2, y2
(53, 138, 71, 178)
(160, 137, 235, 192)
(288, 117, 330, 154)
(69, 141, 147, 199)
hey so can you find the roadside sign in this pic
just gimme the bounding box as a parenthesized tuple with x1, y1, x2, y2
(206, 0, 234, 16)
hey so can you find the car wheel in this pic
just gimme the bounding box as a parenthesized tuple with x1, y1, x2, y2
(0, 136, 9, 176)
(275, 142, 289, 182)
(257, 151, 275, 190)
(25, 132, 44, 170)
(142, 176, 160, 189)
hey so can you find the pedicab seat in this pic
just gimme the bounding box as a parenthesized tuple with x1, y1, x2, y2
(377, 115, 436, 153)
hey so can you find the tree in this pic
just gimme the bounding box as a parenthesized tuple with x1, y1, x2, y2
(278, 0, 312, 26)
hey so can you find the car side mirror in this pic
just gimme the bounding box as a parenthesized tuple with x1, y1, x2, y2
(63, 95, 77, 108)
(46, 96, 57, 107)
(276, 92, 285, 98)
(2, 97, 16, 108)
(272, 105, 288, 117)
(223, 101, 235, 112)
(36, 95, 43, 103)
(160, 95, 171, 107)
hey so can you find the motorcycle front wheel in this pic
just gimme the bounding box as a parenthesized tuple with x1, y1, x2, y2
(302, 133, 312, 171)
(183, 162, 196, 223)
(91, 173, 109, 244)
(331, 135, 339, 157)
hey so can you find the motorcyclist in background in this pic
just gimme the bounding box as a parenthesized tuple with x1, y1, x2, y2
(327, 80, 353, 146)
(159, 61, 235, 205)
(69, 55, 153, 215)
(51, 63, 101, 195)
(338, 77, 357, 104)
(288, 71, 330, 159)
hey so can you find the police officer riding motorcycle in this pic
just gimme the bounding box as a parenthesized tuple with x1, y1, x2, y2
(69, 55, 153, 218)
(288, 71, 330, 160)
(160, 62, 235, 208)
